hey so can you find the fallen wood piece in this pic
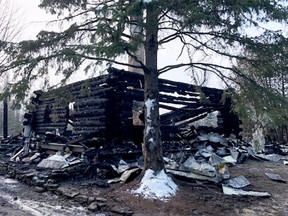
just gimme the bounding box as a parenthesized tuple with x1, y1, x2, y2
(223, 175, 250, 188)
(279, 145, 288, 155)
(256, 154, 284, 162)
(37, 154, 69, 169)
(119, 168, 141, 183)
(198, 133, 228, 146)
(175, 178, 221, 191)
(182, 156, 218, 178)
(236, 153, 248, 164)
(222, 156, 237, 165)
(209, 153, 226, 166)
(39, 143, 84, 153)
(108, 178, 121, 184)
(10, 148, 24, 161)
(117, 159, 130, 174)
(61, 133, 97, 154)
(195, 148, 212, 159)
(78, 142, 89, 150)
(166, 168, 222, 183)
(265, 173, 287, 183)
(229, 148, 239, 160)
(222, 185, 271, 197)
(164, 157, 179, 170)
(57, 186, 80, 198)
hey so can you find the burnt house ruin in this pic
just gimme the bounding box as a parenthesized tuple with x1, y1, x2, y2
(26, 67, 240, 147)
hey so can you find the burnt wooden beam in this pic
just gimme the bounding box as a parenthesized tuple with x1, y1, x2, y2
(75, 98, 109, 108)
(39, 142, 84, 153)
(176, 112, 209, 128)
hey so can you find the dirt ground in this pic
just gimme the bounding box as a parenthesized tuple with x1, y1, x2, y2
(101, 159, 288, 216)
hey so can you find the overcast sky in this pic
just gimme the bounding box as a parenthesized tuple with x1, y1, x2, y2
(13, 0, 57, 40)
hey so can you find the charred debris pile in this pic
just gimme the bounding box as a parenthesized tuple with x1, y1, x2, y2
(0, 67, 287, 196)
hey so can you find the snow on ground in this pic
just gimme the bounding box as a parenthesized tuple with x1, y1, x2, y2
(0, 191, 89, 216)
(131, 169, 178, 201)
(0, 176, 104, 216)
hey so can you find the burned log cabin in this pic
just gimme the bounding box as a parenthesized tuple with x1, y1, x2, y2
(25, 67, 240, 148)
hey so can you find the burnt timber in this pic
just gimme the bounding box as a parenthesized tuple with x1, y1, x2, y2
(27, 67, 240, 145)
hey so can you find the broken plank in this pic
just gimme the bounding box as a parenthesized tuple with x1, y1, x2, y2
(222, 185, 271, 197)
(39, 143, 84, 153)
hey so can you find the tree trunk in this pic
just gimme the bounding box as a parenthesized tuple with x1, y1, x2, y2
(3, 99, 8, 138)
(142, 2, 164, 172)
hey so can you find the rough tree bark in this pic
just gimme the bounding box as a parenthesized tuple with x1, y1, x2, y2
(142, 2, 164, 172)
(3, 98, 8, 138)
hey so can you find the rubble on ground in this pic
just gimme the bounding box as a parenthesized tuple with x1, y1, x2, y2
(0, 126, 287, 202)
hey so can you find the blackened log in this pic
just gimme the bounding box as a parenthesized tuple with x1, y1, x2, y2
(73, 128, 106, 136)
(176, 112, 209, 128)
(73, 126, 106, 132)
(74, 98, 109, 108)
(72, 116, 106, 122)
(159, 86, 200, 98)
(159, 94, 200, 104)
(159, 78, 223, 95)
(73, 120, 107, 127)
(115, 79, 144, 89)
(118, 90, 144, 102)
(73, 107, 107, 116)
(108, 67, 144, 80)
(73, 87, 114, 99)
(36, 105, 68, 112)
(161, 108, 215, 125)
(73, 108, 107, 117)
(68, 75, 110, 92)
(34, 126, 66, 133)
(70, 85, 113, 97)
(159, 97, 199, 106)
(34, 113, 68, 121)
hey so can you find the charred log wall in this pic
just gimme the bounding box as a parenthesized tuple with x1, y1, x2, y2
(31, 74, 114, 142)
(28, 67, 240, 143)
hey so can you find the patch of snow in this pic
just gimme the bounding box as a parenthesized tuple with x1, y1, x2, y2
(3, 178, 18, 184)
(68, 102, 75, 111)
(145, 99, 156, 135)
(11, 198, 92, 216)
(131, 169, 178, 201)
(2, 178, 18, 188)
(0, 189, 92, 216)
(145, 98, 156, 118)
(160, 91, 199, 99)
(145, 125, 153, 135)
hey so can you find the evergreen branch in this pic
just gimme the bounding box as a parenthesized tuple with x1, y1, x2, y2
(125, 48, 147, 70)
(159, 61, 260, 88)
